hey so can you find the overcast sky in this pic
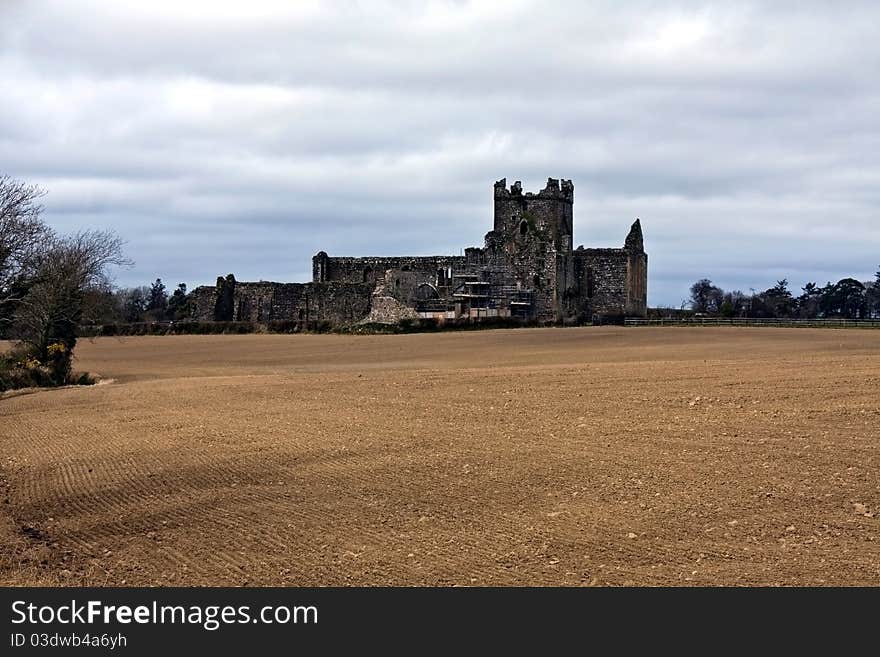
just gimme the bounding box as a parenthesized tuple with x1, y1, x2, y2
(2, 1, 878, 305)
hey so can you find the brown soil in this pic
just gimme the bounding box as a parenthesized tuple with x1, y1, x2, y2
(1, 327, 878, 586)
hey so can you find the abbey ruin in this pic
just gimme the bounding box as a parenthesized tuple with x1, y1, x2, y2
(191, 178, 648, 326)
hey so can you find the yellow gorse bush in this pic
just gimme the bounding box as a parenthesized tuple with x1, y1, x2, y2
(47, 343, 68, 356)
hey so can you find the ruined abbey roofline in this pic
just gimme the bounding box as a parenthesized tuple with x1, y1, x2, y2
(576, 247, 629, 254)
(318, 245, 638, 263)
(312, 254, 466, 262)
(195, 240, 642, 291)
(190, 177, 648, 325)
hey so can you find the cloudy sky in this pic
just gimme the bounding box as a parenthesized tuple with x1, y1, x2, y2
(2, 1, 878, 305)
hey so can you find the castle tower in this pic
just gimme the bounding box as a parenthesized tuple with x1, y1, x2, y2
(491, 178, 574, 321)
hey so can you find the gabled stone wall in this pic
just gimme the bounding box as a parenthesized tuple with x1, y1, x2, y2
(571, 220, 648, 321)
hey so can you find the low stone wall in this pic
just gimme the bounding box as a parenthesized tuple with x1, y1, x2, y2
(190, 277, 372, 325)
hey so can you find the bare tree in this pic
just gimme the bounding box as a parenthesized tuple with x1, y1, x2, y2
(12, 230, 131, 381)
(0, 175, 52, 314)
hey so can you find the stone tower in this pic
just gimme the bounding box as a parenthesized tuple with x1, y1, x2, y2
(490, 178, 574, 321)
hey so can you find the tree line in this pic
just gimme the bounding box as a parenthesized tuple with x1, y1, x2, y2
(94, 278, 192, 324)
(689, 275, 880, 319)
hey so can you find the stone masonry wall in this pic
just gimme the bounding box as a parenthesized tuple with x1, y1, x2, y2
(625, 252, 648, 316)
(190, 278, 372, 325)
(573, 248, 629, 319)
(190, 285, 219, 321)
(570, 218, 648, 320)
(313, 253, 466, 286)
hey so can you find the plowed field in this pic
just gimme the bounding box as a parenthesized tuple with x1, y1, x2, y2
(2, 327, 878, 586)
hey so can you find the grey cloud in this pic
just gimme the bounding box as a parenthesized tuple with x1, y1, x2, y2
(1, 0, 878, 305)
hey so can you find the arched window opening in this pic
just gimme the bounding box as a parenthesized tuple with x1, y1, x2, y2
(519, 220, 529, 236)
(415, 284, 439, 301)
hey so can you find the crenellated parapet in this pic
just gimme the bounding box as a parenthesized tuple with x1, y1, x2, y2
(560, 179, 574, 200)
(494, 177, 574, 203)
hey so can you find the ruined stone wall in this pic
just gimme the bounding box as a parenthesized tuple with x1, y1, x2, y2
(190, 285, 219, 321)
(307, 282, 373, 324)
(378, 269, 434, 305)
(623, 218, 648, 317)
(190, 277, 372, 325)
(570, 218, 648, 320)
(313, 253, 466, 286)
(235, 282, 298, 322)
(625, 251, 648, 317)
(362, 270, 422, 323)
(573, 248, 629, 319)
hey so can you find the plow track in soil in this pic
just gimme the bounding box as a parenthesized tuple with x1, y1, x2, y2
(1, 327, 878, 586)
